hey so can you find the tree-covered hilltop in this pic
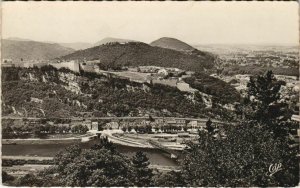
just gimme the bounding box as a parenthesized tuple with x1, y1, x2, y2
(150, 37, 197, 51)
(2, 66, 211, 118)
(59, 42, 215, 72)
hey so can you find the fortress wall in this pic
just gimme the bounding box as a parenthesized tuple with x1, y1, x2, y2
(50, 61, 80, 73)
(152, 79, 177, 87)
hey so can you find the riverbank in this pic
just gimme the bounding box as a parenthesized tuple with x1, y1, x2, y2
(3, 162, 179, 177)
(2, 133, 97, 145)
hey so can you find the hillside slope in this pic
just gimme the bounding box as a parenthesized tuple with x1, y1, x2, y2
(2, 39, 75, 61)
(150, 37, 195, 51)
(1, 66, 207, 118)
(60, 42, 215, 71)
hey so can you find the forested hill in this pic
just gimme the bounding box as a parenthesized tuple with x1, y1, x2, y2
(2, 39, 75, 61)
(59, 42, 216, 72)
(150, 37, 195, 51)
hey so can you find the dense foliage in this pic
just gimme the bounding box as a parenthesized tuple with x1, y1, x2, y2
(184, 72, 241, 104)
(2, 171, 15, 184)
(180, 122, 298, 187)
(246, 71, 289, 123)
(131, 151, 154, 186)
(180, 71, 299, 186)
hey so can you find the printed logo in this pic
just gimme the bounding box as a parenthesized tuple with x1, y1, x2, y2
(267, 163, 283, 177)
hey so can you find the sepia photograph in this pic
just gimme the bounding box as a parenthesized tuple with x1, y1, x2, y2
(1, 1, 299, 187)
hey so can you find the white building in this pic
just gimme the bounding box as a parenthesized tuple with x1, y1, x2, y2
(158, 69, 168, 76)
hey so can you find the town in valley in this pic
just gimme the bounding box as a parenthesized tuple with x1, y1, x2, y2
(1, 2, 299, 187)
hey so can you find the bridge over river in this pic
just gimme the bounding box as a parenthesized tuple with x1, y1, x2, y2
(148, 140, 181, 159)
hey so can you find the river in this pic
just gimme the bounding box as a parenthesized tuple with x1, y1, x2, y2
(2, 139, 178, 167)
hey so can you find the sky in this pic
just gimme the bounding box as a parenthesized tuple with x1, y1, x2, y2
(2, 1, 299, 45)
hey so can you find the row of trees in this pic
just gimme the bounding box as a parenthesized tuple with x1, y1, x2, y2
(121, 124, 189, 134)
(2, 123, 89, 139)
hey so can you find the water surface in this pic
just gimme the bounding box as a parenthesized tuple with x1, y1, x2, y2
(2, 140, 178, 166)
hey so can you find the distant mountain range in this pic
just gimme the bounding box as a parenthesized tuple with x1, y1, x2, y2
(2, 37, 215, 71)
(150, 37, 196, 51)
(59, 42, 92, 51)
(5, 37, 32, 42)
(2, 39, 75, 61)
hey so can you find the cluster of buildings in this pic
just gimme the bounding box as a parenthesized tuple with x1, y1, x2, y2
(217, 50, 298, 68)
(2, 59, 49, 68)
(211, 73, 299, 98)
(21, 117, 213, 132)
(136, 66, 185, 77)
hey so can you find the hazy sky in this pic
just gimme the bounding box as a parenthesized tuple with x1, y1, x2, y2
(2, 1, 299, 45)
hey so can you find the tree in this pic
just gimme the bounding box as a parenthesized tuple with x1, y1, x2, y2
(245, 70, 293, 138)
(2, 171, 15, 183)
(246, 71, 287, 125)
(153, 171, 185, 187)
(80, 125, 89, 133)
(131, 151, 153, 186)
(71, 125, 78, 133)
(148, 115, 155, 122)
(206, 118, 214, 133)
(145, 124, 152, 133)
(2, 125, 14, 139)
(15, 173, 44, 187)
(91, 136, 116, 152)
